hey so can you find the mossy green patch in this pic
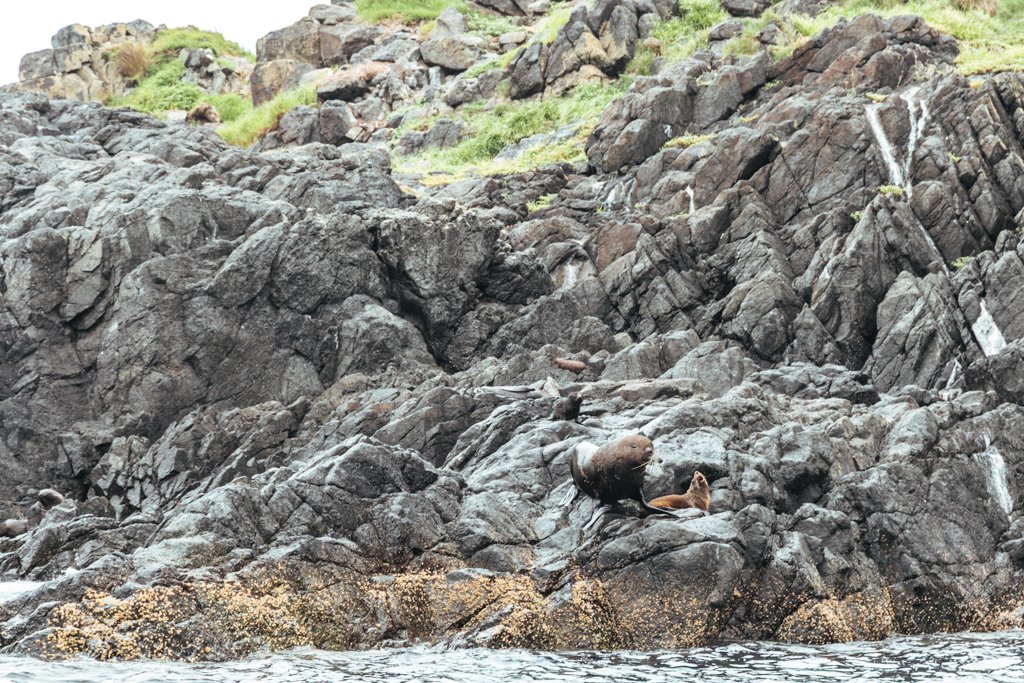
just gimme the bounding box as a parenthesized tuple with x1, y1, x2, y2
(107, 27, 253, 117)
(217, 85, 318, 147)
(354, 0, 460, 24)
(198, 93, 251, 123)
(148, 27, 252, 61)
(781, 0, 1024, 75)
(395, 80, 629, 180)
(627, 0, 729, 75)
(108, 60, 204, 114)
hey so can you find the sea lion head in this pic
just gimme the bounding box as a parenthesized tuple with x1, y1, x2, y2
(621, 434, 656, 466)
(690, 471, 709, 493)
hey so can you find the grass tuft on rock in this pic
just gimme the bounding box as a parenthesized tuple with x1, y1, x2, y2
(782, 0, 1024, 74)
(355, 0, 460, 24)
(627, 0, 729, 74)
(108, 60, 204, 113)
(107, 27, 253, 117)
(395, 81, 629, 180)
(147, 27, 252, 61)
(217, 85, 318, 147)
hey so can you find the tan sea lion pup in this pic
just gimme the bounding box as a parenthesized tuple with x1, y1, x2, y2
(648, 471, 711, 513)
(567, 434, 673, 516)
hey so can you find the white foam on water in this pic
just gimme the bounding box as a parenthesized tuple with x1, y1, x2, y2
(971, 299, 1007, 357)
(685, 185, 696, 215)
(974, 446, 1014, 515)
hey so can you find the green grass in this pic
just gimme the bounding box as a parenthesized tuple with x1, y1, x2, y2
(355, 0, 458, 24)
(878, 184, 905, 196)
(527, 193, 558, 212)
(198, 93, 250, 123)
(109, 60, 204, 113)
(395, 80, 629, 180)
(148, 27, 252, 61)
(664, 132, 716, 148)
(217, 84, 318, 146)
(107, 27, 254, 117)
(781, 0, 1024, 74)
(627, 0, 729, 75)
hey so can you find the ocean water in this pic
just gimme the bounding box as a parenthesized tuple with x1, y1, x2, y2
(1, 631, 1023, 682)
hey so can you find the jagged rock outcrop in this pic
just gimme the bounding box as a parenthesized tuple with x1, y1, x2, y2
(6, 21, 156, 101)
(4, 8, 1024, 662)
(509, 0, 678, 99)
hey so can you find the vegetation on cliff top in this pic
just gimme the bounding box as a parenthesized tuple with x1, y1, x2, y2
(394, 81, 630, 181)
(717, 0, 1024, 73)
(108, 27, 253, 119)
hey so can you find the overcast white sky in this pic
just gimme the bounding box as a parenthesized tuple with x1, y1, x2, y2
(0, 1, 312, 84)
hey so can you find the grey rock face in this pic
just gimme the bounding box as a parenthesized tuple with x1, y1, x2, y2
(10, 21, 157, 102)
(5, 9, 1024, 662)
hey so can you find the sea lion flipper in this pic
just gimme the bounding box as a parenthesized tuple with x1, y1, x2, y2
(639, 497, 675, 516)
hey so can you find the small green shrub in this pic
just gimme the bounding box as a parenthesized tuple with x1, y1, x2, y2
(527, 193, 558, 212)
(217, 85, 318, 146)
(878, 184, 905, 197)
(664, 133, 715, 148)
(723, 30, 761, 56)
(953, 255, 974, 269)
(850, 210, 863, 222)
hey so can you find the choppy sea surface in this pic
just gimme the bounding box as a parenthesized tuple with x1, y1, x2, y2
(1, 630, 1022, 682)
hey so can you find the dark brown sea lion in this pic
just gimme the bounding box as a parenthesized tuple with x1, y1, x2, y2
(37, 489, 64, 508)
(26, 488, 66, 528)
(552, 393, 583, 421)
(568, 434, 672, 516)
(648, 471, 711, 513)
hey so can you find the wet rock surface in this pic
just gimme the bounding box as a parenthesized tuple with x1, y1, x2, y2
(3, 6, 1024, 663)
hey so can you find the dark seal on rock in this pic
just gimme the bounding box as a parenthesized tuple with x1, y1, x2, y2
(37, 489, 65, 508)
(649, 471, 711, 513)
(552, 393, 583, 421)
(569, 434, 672, 516)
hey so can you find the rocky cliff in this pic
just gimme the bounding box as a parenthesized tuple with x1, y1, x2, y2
(2, 0, 1024, 661)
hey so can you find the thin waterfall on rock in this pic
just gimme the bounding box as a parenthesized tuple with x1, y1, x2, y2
(900, 87, 930, 199)
(864, 104, 904, 187)
(864, 91, 949, 276)
(944, 358, 962, 390)
(977, 435, 1014, 515)
(685, 186, 696, 215)
(971, 300, 1008, 357)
